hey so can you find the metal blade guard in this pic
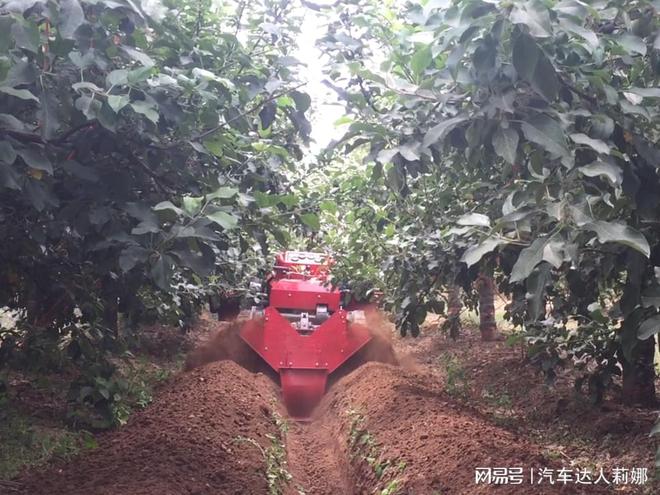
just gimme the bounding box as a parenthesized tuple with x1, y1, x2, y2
(239, 251, 372, 418)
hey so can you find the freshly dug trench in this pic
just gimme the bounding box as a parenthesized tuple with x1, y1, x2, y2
(184, 310, 400, 413)
(16, 361, 280, 495)
(316, 362, 611, 495)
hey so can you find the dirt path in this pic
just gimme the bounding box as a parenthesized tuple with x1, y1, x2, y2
(285, 421, 351, 495)
(15, 315, 653, 494)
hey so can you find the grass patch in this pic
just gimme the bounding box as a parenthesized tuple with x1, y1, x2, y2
(0, 408, 97, 479)
(460, 303, 512, 332)
(439, 355, 470, 399)
(481, 387, 512, 409)
(0, 347, 179, 478)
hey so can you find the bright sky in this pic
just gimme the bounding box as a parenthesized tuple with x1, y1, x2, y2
(294, 8, 346, 152)
(144, 0, 346, 152)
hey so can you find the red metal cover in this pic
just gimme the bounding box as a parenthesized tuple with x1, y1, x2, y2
(239, 307, 372, 416)
(269, 279, 341, 312)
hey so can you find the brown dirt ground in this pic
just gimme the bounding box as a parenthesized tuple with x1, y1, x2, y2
(13, 312, 660, 495)
(16, 360, 280, 495)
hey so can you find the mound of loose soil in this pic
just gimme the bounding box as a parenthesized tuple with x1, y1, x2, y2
(317, 362, 608, 495)
(17, 361, 279, 495)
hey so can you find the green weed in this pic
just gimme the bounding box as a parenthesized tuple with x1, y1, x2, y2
(440, 355, 470, 398)
(346, 408, 407, 494)
(380, 479, 401, 495)
(0, 409, 97, 479)
(481, 388, 513, 409)
(235, 410, 292, 495)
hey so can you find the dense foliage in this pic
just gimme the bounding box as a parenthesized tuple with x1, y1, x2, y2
(0, 0, 319, 426)
(2, 0, 660, 448)
(308, 0, 660, 407)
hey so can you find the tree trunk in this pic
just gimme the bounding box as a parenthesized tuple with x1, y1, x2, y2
(446, 285, 462, 339)
(619, 251, 656, 407)
(477, 274, 498, 341)
(622, 335, 657, 407)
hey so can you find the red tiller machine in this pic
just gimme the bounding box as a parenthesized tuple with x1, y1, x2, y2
(239, 251, 372, 418)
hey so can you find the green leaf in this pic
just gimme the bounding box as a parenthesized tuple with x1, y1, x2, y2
(131, 101, 159, 124)
(300, 213, 320, 231)
(182, 196, 204, 216)
(399, 142, 420, 161)
(513, 33, 539, 80)
(107, 69, 129, 86)
(192, 68, 235, 89)
(270, 227, 290, 246)
(334, 115, 353, 126)
(559, 18, 599, 51)
(0, 16, 14, 53)
(410, 45, 432, 78)
(626, 87, 660, 99)
(206, 186, 238, 201)
(278, 194, 298, 207)
(461, 238, 501, 267)
(526, 262, 552, 321)
(590, 114, 614, 139)
(570, 133, 610, 155)
(119, 246, 150, 273)
(151, 255, 173, 291)
(0, 163, 20, 190)
(254, 191, 278, 208)
(39, 90, 60, 140)
(128, 66, 155, 84)
(11, 16, 40, 53)
(121, 45, 155, 67)
(0, 140, 16, 164)
(153, 201, 183, 216)
(320, 200, 338, 214)
(376, 148, 399, 164)
(58, 0, 84, 39)
(510, 1, 552, 38)
(511, 237, 547, 283)
(513, 33, 557, 101)
(171, 246, 214, 277)
(543, 240, 564, 268)
(618, 34, 646, 56)
(492, 127, 519, 165)
(456, 212, 490, 227)
(72, 82, 103, 93)
(107, 95, 130, 113)
(132, 219, 160, 235)
(60, 160, 99, 182)
(532, 53, 558, 101)
(638, 315, 660, 340)
(578, 161, 622, 186)
(422, 116, 467, 148)
(521, 115, 569, 160)
(584, 221, 650, 257)
(642, 287, 660, 309)
(0, 114, 29, 133)
(291, 91, 311, 113)
(171, 225, 220, 241)
(203, 136, 223, 157)
(206, 211, 239, 230)
(75, 95, 101, 120)
(16, 148, 53, 174)
(619, 100, 650, 120)
(276, 95, 295, 108)
(0, 86, 39, 101)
